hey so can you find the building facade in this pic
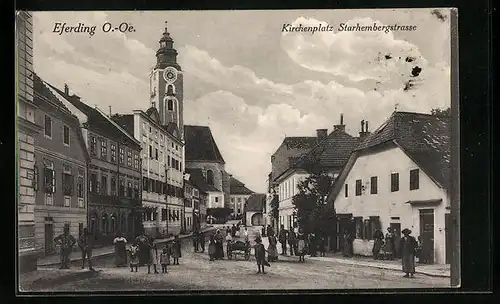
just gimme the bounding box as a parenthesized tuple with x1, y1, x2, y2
(16, 11, 42, 272)
(328, 112, 451, 264)
(45, 84, 144, 245)
(229, 177, 254, 218)
(244, 194, 266, 227)
(32, 75, 90, 256)
(112, 108, 184, 238)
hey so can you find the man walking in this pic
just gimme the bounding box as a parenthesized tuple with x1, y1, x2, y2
(54, 224, 76, 269)
(78, 227, 94, 270)
(278, 225, 288, 255)
(288, 228, 297, 256)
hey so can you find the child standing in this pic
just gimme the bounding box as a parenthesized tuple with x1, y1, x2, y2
(172, 235, 182, 265)
(254, 237, 270, 274)
(297, 233, 306, 262)
(160, 246, 171, 274)
(128, 244, 140, 272)
(318, 235, 327, 257)
(208, 235, 216, 261)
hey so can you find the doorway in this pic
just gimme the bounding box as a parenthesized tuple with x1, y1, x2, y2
(390, 222, 402, 258)
(44, 223, 54, 256)
(336, 214, 353, 252)
(419, 209, 435, 264)
(445, 213, 452, 264)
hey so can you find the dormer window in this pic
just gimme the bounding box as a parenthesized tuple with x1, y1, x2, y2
(160, 40, 166, 48)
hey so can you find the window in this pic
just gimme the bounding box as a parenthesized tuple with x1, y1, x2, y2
(161, 209, 167, 221)
(370, 176, 378, 194)
(149, 145, 153, 158)
(354, 217, 363, 239)
(127, 181, 132, 197)
(100, 139, 107, 160)
(206, 170, 214, 185)
(43, 166, 56, 194)
(127, 150, 132, 167)
(64, 196, 71, 207)
(77, 170, 84, 198)
(344, 184, 348, 197)
(44, 115, 52, 138)
(155, 148, 158, 160)
(167, 155, 171, 167)
(33, 164, 39, 191)
(62, 172, 73, 196)
(214, 197, 219, 203)
(363, 219, 372, 240)
(110, 144, 116, 162)
(119, 147, 124, 164)
(133, 182, 139, 198)
(391, 173, 399, 192)
(149, 126, 152, 133)
(160, 134, 163, 142)
(168, 99, 173, 111)
(355, 179, 362, 196)
(119, 179, 125, 197)
(134, 154, 139, 169)
(231, 197, 235, 203)
(101, 175, 107, 195)
(89, 173, 97, 193)
(63, 125, 70, 145)
(410, 169, 420, 190)
(90, 136, 97, 156)
(111, 176, 117, 196)
(143, 177, 148, 192)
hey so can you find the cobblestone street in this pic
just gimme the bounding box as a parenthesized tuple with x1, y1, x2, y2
(22, 233, 450, 291)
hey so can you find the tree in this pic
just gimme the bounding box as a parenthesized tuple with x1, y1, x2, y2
(431, 107, 451, 117)
(292, 157, 336, 236)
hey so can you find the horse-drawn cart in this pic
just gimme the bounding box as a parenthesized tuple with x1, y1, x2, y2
(227, 240, 251, 260)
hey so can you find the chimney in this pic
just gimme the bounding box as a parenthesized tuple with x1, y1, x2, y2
(316, 129, 328, 142)
(64, 83, 69, 95)
(333, 113, 346, 132)
(109, 106, 112, 117)
(359, 119, 371, 139)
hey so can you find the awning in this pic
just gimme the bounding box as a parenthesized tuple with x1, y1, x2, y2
(405, 199, 442, 206)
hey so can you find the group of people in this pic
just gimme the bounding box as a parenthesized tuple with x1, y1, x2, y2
(371, 227, 397, 260)
(126, 233, 182, 274)
(53, 225, 94, 270)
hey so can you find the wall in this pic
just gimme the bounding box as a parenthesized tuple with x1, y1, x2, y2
(230, 194, 252, 216)
(185, 161, 225, 193)
(334, 145, 449, 264)
(277, 171, 309, 230)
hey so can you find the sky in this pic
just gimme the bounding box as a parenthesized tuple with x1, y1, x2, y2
(32, 9, 452, 193)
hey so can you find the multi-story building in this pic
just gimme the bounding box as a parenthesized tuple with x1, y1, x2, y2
(184, 125, 231, 223)
(183, 178, 195, 233)
(16, 11, 42, 272)
(274, 116, 360, 235)
(45, 83, 143, 245)
(328, 111, 451, 264)
(32, 75, 90, 256)
(112, 108, 184, 237)
(186, 168, 214, 228)
(229, 177, 254, 219)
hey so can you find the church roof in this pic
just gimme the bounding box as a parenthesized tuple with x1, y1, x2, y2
(185, 168, 221, 193)
(184, 125, 225, 164)
(230, 177, 254, 195)
(244, 194, 266, 212)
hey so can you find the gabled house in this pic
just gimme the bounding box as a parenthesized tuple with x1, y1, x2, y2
(229, 176, 254, 219)
(272, 115, 360, 233)
(327, 111, 451, 264)
(244, 193, 266, 227)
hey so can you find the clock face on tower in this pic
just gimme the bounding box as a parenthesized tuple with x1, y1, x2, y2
(163, 67, 178, 84)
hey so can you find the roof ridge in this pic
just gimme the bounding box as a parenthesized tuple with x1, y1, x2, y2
(94, 106, 140, 145)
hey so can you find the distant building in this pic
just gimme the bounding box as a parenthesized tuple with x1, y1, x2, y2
(184, 125, 230, 223)
(244, 194, 266, 227)
(32, 75, 90, 257)
(46, 84, 143, 245)
(112, 108, 184, 238)
(16, 11, 42, 272)
(229, 177, 254, 218)
(327, 111, 451, 264)
(185, 169, 211, 229)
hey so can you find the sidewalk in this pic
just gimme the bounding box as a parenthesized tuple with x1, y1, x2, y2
(260, 237, 450, 278)
(37, 226, 216, 267)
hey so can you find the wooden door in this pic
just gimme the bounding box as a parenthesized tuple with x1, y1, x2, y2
(390, 223, 401, 258)
(419, 209, 435, 264)
(44, 223, 54, 255)
(445, 213, 452, 264)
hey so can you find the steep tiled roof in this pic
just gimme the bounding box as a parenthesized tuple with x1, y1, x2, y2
(47, 83, 140, 149)
(184, 125, 225, 164)
(230, 177, 254, 195)
(296, 127, 360, 170)
(111, 114, 134, 136)
(186, 168, 220, 192)
(327, 111, 451, 203)
(244, 194, 266, 212)
(283, 137, 317, 149)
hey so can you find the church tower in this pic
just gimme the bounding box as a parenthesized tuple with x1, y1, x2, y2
(149, 21, 184, 139)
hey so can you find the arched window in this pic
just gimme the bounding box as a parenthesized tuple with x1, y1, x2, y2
(167, 99, 173, 111)
(206, 170, 214, 185)
(101, 213, 108, 235)
(110, 213, 117, 234)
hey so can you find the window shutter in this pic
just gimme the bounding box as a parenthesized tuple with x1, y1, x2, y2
(51, 169, 56, 194)
(33, 165, 39, 191)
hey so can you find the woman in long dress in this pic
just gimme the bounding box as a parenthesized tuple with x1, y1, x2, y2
(372, 229, 385, 260)
(385, 228, 395, 260)
(297, 232, 306, 262)
(267, 231, 279, 262)
(147, 237, 159, 274)
(113, 232, 128, 267)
